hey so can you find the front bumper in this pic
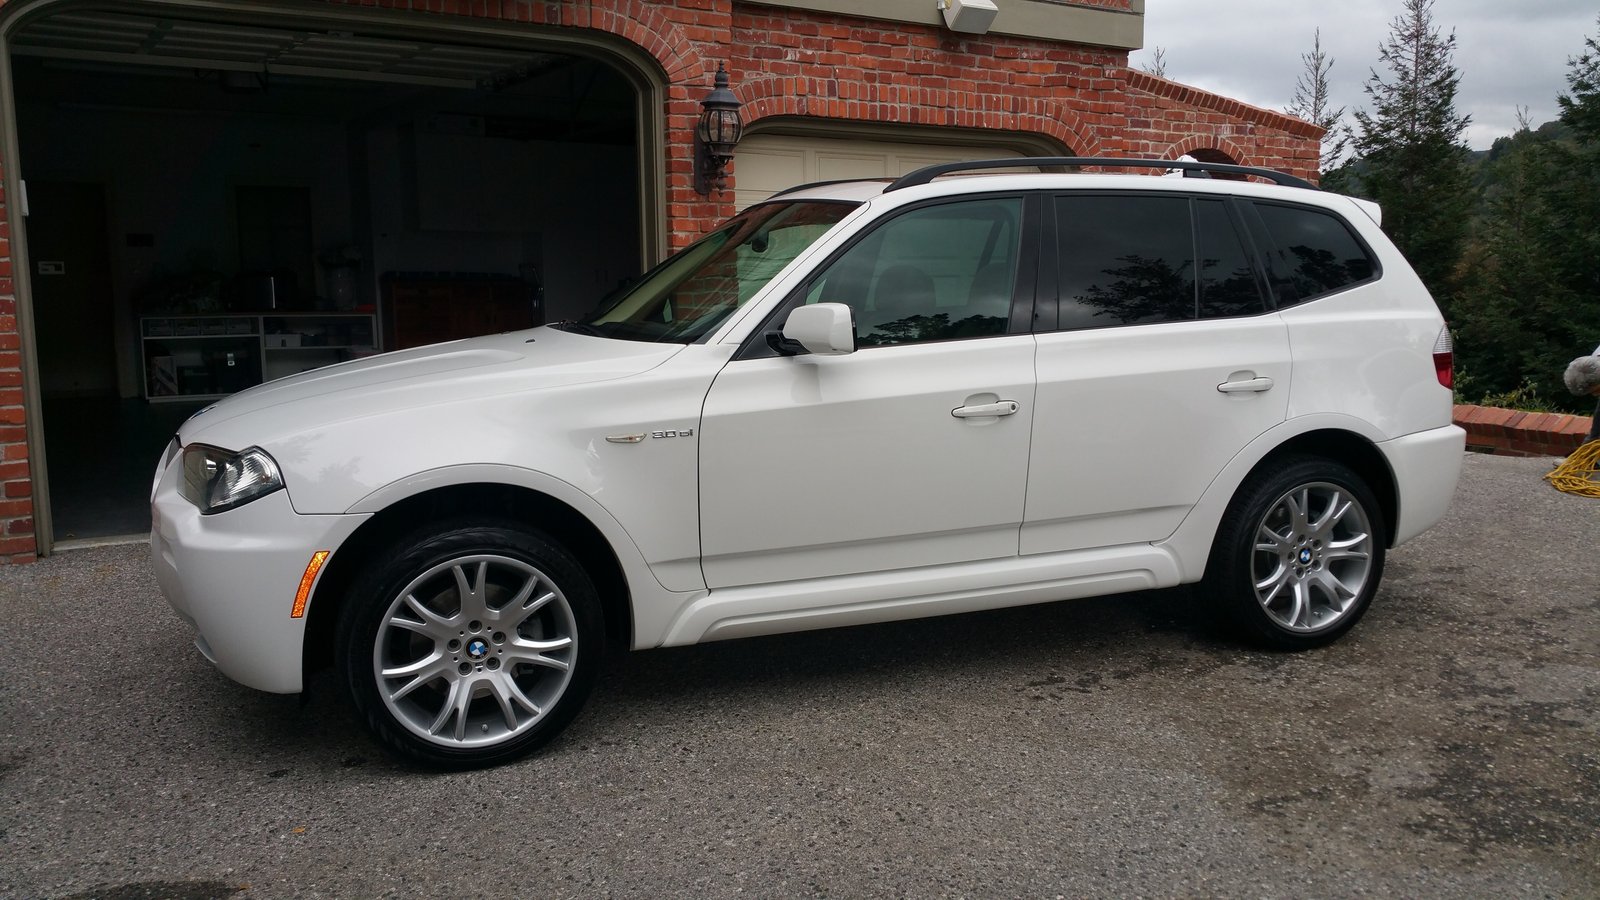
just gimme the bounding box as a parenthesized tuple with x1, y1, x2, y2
(151, 454, 369, 693)
(1378, 424, 1466, 546)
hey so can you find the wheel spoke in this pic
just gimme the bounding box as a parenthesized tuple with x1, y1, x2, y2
(1285, 579, 1309, 629)
(506, 636, 573, 671)
(1255, 562, 1290, 597)
(452, 562, 489, 617)
(503, 677, 542, 716)
(488, 675, 520, 732)
(1324, 536, 1370, 563)
(1311, 490, 1351, 537)
(387, 660, 447, 702)
(450, 681, 474, 742)
(427, 679, 463, 736)
(1314, 568, 1357, 603)
(392, 594, 455, 639)
(382, 650, 443, 680)
(507, 590, 558, 629)
(1288, 489, 1311, 532)
(1255, 524, 1291, 553)
(494, 574, 538, 614)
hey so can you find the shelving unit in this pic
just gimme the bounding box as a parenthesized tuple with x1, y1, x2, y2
(141, 312, 377, 401)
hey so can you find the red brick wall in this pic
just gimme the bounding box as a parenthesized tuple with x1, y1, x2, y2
(1123, 71, 1323, 180)
(1454, 405, 1594, 458)
(0, 0, 1319, 560)
(0, 157, 33, 563)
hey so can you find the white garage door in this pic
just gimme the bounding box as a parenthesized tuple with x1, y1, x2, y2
(733, 134, 1024, 209)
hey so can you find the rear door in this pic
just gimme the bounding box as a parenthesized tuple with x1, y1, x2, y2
(1023, 192, 1291, 554)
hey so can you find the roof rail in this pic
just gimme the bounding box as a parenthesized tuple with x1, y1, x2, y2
(767, 177, 893, 200)
(884, 157, 1319, 192)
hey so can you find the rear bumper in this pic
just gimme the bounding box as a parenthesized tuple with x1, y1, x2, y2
(1378, 424, 1465, 546)
(151, 460, 368, 694)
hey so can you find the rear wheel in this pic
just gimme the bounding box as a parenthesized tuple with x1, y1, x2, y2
(336, 521, 602, 768)
(1202, 456, 1387, 649)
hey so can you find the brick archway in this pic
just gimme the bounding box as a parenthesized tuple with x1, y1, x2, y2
(312, 0, 709, 82)
(1165, 135, 1256, 169)
(734, 74, 1103, 158)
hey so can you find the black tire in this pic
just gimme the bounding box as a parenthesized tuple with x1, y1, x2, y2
(1201, 455, 1387, 650)
(336, 519, 603, 769)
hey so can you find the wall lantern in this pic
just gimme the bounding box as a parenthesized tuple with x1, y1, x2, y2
(696, 63, 744, 195)
(937, 0, 998, 35)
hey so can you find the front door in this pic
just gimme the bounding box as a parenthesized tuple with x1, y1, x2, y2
(699, 195, 1037, 588)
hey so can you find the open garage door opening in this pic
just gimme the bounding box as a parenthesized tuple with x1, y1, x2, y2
(6, 5, 651, 545)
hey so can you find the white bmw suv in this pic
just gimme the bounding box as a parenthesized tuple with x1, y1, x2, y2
(152, 158, 1465, 768)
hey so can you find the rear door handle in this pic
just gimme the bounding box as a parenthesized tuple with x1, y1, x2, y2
(1217, 376, 1274, 394)
(952, 400, 1020, 418)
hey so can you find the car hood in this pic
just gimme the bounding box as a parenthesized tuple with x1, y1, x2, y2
(178, 326, 685, 449)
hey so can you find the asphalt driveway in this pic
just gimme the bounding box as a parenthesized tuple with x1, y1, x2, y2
(1, 452, 1597, 898)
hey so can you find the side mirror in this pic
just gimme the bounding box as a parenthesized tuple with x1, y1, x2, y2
(776, 303, 856, 356)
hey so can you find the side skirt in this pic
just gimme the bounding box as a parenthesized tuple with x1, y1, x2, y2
(657, 544, 1184, 646)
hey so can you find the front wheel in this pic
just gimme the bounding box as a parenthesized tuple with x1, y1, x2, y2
(336, 521, 603, 768)
(1202, 456, 1387, 650)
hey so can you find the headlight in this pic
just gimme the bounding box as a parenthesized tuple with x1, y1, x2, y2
(179, 444, 284, 514)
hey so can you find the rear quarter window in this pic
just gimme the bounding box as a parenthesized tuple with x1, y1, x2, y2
(1247, 201, 1380, 307)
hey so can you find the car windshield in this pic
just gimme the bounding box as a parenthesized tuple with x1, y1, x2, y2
(573, 200, 858, 343)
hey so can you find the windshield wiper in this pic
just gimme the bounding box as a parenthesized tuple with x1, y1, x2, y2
(549, 321, 607, 337)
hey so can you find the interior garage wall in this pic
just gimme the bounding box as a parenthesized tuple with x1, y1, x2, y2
(363, 126, 638, 322)
(16, 105, 354, 398)
(18, 102, 641, 401)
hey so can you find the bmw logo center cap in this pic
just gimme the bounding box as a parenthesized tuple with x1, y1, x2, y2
(1299, 548, 1313, 564)
(467, 639, 489, 660)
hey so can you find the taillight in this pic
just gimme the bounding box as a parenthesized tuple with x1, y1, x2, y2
(1433, 327, 1454, 390)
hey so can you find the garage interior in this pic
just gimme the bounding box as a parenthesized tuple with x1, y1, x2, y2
(7, 5, 645, 544)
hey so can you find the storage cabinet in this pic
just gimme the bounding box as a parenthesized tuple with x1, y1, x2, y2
(141, 313, 377, 401)
(382, 275, 541, 351)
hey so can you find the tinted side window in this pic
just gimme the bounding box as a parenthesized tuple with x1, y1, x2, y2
(1196, 200, 1268, 318)
(804, 197, 1021, 347)
(1250, 202, 1378, 306)
(1056, 195, 1193, 329)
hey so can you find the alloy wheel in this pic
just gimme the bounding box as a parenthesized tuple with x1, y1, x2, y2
(373, 554, 578, 748)
(1250, 482, 1375, 633)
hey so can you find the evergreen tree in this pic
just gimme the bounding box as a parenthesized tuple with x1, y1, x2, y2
(1548, 16, 1600, 307)
(1350, 0, 1472, 308)
(1557, 21, 1600, 142)
(1286, 28, 1349, 175)
(1451, 16, 1600, 411)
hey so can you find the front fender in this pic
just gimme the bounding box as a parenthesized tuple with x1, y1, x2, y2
(343, 463, 706, 649)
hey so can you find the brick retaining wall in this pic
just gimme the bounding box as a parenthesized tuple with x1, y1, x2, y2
(1454, 404, 1594, 458)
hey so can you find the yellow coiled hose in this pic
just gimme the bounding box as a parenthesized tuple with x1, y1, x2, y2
(1545, 441, 1600, 498)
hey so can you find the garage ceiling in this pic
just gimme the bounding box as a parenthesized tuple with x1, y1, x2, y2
(11, 8, 566, 90)
(8, 7, 638, 141)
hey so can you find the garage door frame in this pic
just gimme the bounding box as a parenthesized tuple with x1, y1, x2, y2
(742, 115, 1073, 159)
(0, 0, 670, 554)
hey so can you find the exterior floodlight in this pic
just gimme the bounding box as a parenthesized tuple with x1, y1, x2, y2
(938, 0, 998, 34)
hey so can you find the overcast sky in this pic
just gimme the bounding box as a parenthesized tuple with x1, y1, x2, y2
(1132, 0, 1600, 150)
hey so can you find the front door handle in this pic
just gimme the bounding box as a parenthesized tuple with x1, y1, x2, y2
(1217, 376, 1274, 394)
(952, 400, 1020, 418)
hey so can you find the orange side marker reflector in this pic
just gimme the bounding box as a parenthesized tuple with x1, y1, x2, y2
(291, 551, 331, 619)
